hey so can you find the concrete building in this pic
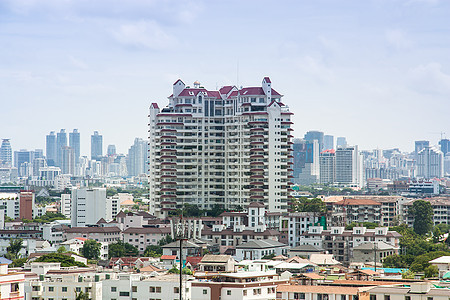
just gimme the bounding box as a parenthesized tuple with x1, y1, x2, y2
(122, 227, 171, 253)
(60, 146, 75, 175)
(127, 137, 148, 176)
(335, 145, 363, 188)
(91, 131, 103, 161)
(417, 146, 444, 178)
(415, 140, 429, 158)
(56, 129, 67, 168)
(0, 190, 35, 220)
(64, 226, 121, 243)
(46, 131, 57, 166)
(304, 131, 324, 152)
(439, 138, 450, 155)
(69, 129, 81, 165)
(148, 77, 293, 216)
(60, 193, 71, 218)
(235, 239, 289, 261)
(0, 139, 12, 167)
(320, 149, 336, 184)
(0, 258, 25, 299)
(71, 188, 118, 227)
(351, 241, 399, 263)
(368, 282, 450, 300)
(336, 137, 347, 148)
(324, 134, 334, 150)
(403, 197, 450, 226)
(292, 139, 319, 185)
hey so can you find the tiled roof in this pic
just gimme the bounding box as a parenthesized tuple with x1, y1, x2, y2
(64, 226, 121, 233)
(200, 255, 232, 263)
(122, 227, 171, 234)
(161, 255, 177, 260)
(236, 239, 286, 249)
(277, 284, 358, 295)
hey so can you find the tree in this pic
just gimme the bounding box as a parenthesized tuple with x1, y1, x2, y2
(108, 241, 139, 258)
(9, 258, 27, 268)
(75, 291, 90, 300)
(6, 238, 24, 260)
(291, 197, 326, 213)
(158, 235, 174, 246)
(35, 253, 86, 267)
(143, 245, 162, 257)
(411, 200, 433, 235)
(346, 222, 379, 230)
(81, 240, 100, 260)
(401, 270, 415, 279)
(57, 246, 67, 253)
(410, 251, 450, 272)
(424, 265, 439, 278)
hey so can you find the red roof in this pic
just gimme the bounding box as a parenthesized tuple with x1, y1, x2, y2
(263, 77, 271, 83)
(186, 256, 202, 267)
(219, 86, 234, 94)
(150, 103, 159, 109)
(161, 255, 177, 260)
(321, 149, 335, 154)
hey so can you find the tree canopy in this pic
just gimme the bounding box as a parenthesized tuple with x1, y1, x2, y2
(411, 200, 433, 235)
(6, 238, 24, 260)
(108, 241, 139, 258)
(35, 253, 87, 267)
(81, 240, 101, 260)
(290, 197, 326, 213)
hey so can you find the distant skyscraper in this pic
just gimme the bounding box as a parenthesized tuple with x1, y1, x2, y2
(61, 146, 75, 175)
(292, 139, 319, 185)
(417, 146, 444, 179)
(69, 129, 81, 164)
(14, 149, 34, 177)
(415, 140, 429, 158)
(336, 145, 363, 187)
(127, 138, 148, 176)
(320, 149, 336, 184)
(324, 135, 334, 150)
(336, 137, 347, 148)
(0, 139, 12, 167)
(56, 129, 67, 167)
(91, 131, 103, 161)
(304, 131, 324, 152)
(107, 145, 117, 156)
(32, 157, 47, 177)
(46, 131, 57, 166)
(439, 139, 450, 155)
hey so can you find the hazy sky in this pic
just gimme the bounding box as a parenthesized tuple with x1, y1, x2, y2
(1, 0, 449, 156)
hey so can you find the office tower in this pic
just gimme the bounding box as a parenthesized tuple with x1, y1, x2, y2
(69, 129, 81, 164)
(14, 149, 34, 176)
(324, 135, 334, 151)
(417, 146, 444, 178)
(320, 149, 336, 184)
(292, 139, 319, 185)
(127, 138, 148, 176)
(56, 129, 67, 167)
(336, 137, 347, 148)
(336, 145, 363, 187)
(0, 139, 12, 167)
(107, 145, 117, 156)
(439, 139, 450, 155)
(19, 191, 34, 220)
(304, 131, 324, 152)
(46, 131, 57, 166)
(91, 131, 103, 161)
(32, 158, 47, 177)
(71, 188, 117, 227)
(148, 77, 293, 216)
(415, 140, 429, 158)
(60, 194, 71, 218)
(61, 146, 75, 175)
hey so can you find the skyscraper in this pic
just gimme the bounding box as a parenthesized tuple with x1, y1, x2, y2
(69, 129, 81, 164)
(148, 77, 293, 216)
(417, 146, 444, 179)
(439, 139, 450, 155)
(336, 137, 347, 148)
(61, 146, 75, 175)
(304, 131, 324, 152)
(46, 131, 57, 166)
(323, 135, 334, 151)
(56, 129, 67, 167)
(0, 139, 12, 167)
(292, 139, 319, 185)
(320, 149, 336, 184)
(335, 145, 363, 187)
(415, 140, 429, 159)
(107, 145, 117, 156)
(91, 131, 103, 161)
(127, 138, 148, 176)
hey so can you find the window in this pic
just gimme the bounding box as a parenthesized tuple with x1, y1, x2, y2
(384, 296, 390, 300)
(370, 296, 376, 300)
(427, 297, 433, 300)
(243, 290, 247, 296)
(227, 290, 231, 295)
(48, 287, 54, 292)
(343, 295, 348, 300)
(203, 289, 208, 294)
(76, 287, 81, 292)
(174, 287, 179, 293)
(62, 287, 67, 292)
(405, 297, 411, 300)
(132, 286, 137, 292)
(119, 292, 130, 296)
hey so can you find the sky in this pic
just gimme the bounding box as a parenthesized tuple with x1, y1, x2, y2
(1, 0, 449, 156)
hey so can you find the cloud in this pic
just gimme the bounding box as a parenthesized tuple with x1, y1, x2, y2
(69, 56, 89, 69)
(112, 20, 176, 50)
(385, 29, 412, 49)
(408, 62, 450, 95)
(294, 55, 335, 84)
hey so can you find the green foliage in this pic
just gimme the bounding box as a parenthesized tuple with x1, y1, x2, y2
(262, 253, 276, 260)
(87, 259, 98, 265)
(168, 265, 179, 274)
(401, 269, 415, 279)
(435, 223, 450, 234)
(75, 291, 90, 300)
(35, 253, 87, 267)
(424, 265, 439, 278)
(9, 257, 27, 267)
(182, 267, 193, 275)
(32, 212, 67, 224)
(290, 197, 326, 213)
(57, 246, 67, 253)
(6, 238, 24, 260)
(143, 245, 162, 257)
(108, 240, 139, 258)
(81, 240, 101, 260)
(409, 251, 450, 272)
(345, 222, 379, 230)
(158, 235, 174, 246)
(411, 200, 434, 235)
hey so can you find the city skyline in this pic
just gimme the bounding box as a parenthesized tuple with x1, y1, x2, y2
(1, 0, 449, 154)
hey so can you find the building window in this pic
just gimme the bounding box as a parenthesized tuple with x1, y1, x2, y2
(132, 286, 137, 292)
(227, 290, 231, 295)
(203, 289, 208, 294)
(343, 295, 348, 300)
(119, 292, 130, 296)
(48, 287, 54, 292)
(370, 296, 376, 300)
(76, 287, 81, 292)
(62, 287, 67, 292)
(405, 296, 410, 300)
(111, 287, 117, 292)
(384, 296, 390, 300)
(174, 287, 179, 293)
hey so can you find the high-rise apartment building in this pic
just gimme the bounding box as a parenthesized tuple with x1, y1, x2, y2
(417, 146, 444, 179)
(69, 129, 81, 164)
(415, 140, 429, 158)
(107, 145, 117, 156)
(292, 139, 319, 185)
(320, 149, 336, 184)
(46, 131, 57, 166)
(336, 137, 347, 148)
(14, 150, 34, 176)
(335, 145, 363, 187)
(0, 139, 12, 167)
(91, 131, 103, 161)
(439, 139, 450, 155)
(71, 188, 117, 227)
(127, 138, 148, 177)
(304, 131, 324, 152)
(148, 78, 293, 216)
(56, 129, 67, 167)
(61, 146, 75, 175)
(324, 135, 334, 150)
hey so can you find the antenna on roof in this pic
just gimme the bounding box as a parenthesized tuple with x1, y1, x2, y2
(236, 59, 239, 89)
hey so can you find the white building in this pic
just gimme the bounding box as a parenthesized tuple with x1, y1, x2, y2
(60, 193, 71, 218)
(417, 146, 444, 178)
(71, 188, 118, 227)
(0, 258, 25, 299)
(319, 149, 336, 184)
(235, 240, 289, 261)
(149, 77, 294, 217)
(60, 237, 109, 260)
(335, 145, 363, 188)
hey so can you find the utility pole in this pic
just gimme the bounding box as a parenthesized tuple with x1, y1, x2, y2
(374, 242, 377, 272)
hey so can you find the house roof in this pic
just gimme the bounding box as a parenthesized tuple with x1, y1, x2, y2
(139, 265, 164, 272)
(0, 257, 12, 265)
(186, 256, 203, 267)
(297, 273, 324, 280)
(290, 244, 323, 252)
(429, 256, 450, 264)
(277, 284, 359, 295)
(333, 199, 381, 206)
(123, 227, 171, 234)
(353, 241, 397, 251)
(236, 239, 287, 249)
(64, 226, 121, 233)
(309, 254, 340, 266)
(200, 255, 232, 263)
(162, 240, 202, 249)
(161, 255, 177, 260)
(249, 202, 265, 208)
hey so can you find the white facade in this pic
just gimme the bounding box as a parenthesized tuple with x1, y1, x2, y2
(149, 78, 293, 217)
(0, 262, 25, 300)
(335, 145, 363, 188)
(71, 188, 117, 227)
(417, 146, 444, 178)
(319, 149, 335, 184)
(0, 192, 19, 219)
(60, 193, 71, 218)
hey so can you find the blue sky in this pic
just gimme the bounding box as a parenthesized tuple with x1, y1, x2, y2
(1, 0, 449, 155)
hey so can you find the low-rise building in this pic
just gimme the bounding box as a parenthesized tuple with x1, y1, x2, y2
(60, 237, 109, 260)
(63, 226, 121, 243)
(122, 226, 171, 253)
(0, 257, 25, 299)
(368, 282, 449, 300)
(235, 240, 289, 261)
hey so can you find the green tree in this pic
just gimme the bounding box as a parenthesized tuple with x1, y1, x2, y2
(143, 245, 162, 257)
(75, 291, 90, 300)
(158, 235, 174, 246)
(411, 200, 433, 235)
(57, 246, 67, 253)
(291, 197, 326, 213)
(424, 265, 439, 278)
(345, 222, 379, 230)
(410, 251, 450, 272)
(9, 257, 27, 267)
(35, 253, 86, 267)
(6, 238, 24, 260)
(81, 240, 100, 260)
(401, 269, 415, 279)
(108, 241, 139, 258)
(433, 226, 443, 243)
